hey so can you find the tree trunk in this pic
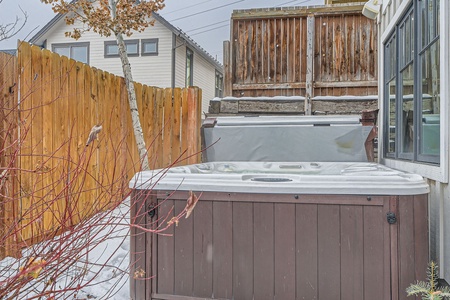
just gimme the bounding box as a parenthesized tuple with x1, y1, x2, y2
(109, 0, 149, 170)
(115, 32, 150, 170)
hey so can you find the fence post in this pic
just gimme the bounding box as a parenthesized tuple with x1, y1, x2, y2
(305, 14, 315, 115)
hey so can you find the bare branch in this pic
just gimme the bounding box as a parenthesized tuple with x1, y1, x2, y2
(0, 3, 28, 42)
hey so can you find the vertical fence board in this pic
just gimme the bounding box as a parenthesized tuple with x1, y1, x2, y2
(163, 88, 173, 167)
(154, 88, 164, 168)
(41, 49, 53, 233)
(186, 88, 197, 165)
(18, 42, 33, 242)
(171, 88, 182, 165)
(0, 53, 19, 257)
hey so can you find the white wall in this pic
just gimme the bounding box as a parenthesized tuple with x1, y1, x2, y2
(173, 36, 220, 115)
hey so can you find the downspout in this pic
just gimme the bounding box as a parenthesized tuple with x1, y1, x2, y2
(172, 34, 187, 89)
(171, 33, 176, 89)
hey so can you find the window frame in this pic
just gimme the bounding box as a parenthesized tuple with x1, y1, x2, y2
(380, 0, 449, 182)
(215, 70, 223, 97)
(186, 48, 194, 87)
(141, 38, 159, 56)
(104, 39, 139, 58)
(52, 42, 90, 64)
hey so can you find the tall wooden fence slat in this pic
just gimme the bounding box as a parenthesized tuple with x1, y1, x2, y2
(0, 52, 19, 257)
(0, 42, 202, 257)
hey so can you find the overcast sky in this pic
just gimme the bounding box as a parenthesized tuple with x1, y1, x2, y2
(0, 0, 324, 63)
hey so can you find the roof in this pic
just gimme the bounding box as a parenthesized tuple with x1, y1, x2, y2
(29, 10, 223, 71)
(0, 49, 17, 55)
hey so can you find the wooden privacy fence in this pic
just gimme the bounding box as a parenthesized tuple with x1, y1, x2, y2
(224, 3, 378, 112)
(0, 42, 202, 257)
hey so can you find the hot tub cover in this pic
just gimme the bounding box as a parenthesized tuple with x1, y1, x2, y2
(129, 162, 429, 195)
(202, 115, 372, 162)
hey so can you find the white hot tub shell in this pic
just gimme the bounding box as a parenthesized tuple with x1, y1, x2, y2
(129, 162, 429, 300)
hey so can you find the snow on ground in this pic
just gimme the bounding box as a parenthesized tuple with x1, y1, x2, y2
(0, 199, 131, 299)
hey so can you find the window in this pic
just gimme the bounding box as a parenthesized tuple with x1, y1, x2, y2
(141, 39, 158, 56)
(104, 40, 139, 57)
(52, 42, 89, 64)
(383, 0, 440, 164)
(215, 70, 223, 97)
(186, 48, 193, 87)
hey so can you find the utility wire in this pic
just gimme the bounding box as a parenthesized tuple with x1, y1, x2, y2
(276, 0, 317, 6)
(189, 24, 229, 36)
(186, 20, 229, 33)
(163, 0, 219, 15)
(168, 0, 245, 22)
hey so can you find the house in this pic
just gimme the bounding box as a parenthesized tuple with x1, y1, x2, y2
(213, 3, 379, 116)
(29, 11, 223, 115)
(376, 0, 449, 287)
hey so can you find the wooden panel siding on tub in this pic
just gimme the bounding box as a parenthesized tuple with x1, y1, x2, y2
(129, 191, 429, 300)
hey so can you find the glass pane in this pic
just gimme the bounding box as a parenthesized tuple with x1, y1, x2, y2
(420, 0, 427, 48)
(387, 79, 396, 154)
(144, 42, 157, 53)
(405, 16, 410, 63)
(106, 44, 119, 55)
(126, 43, 138, 54)
(389, 36, 396, 79)
(400, 63, 414, 154)
(436, 0, 440, 35)
(428, 0, 436, 40)
(398, 24, 408, 68)
(420, 40, 440, 156)
(54, 47, 70, 58)
(71, 46, 88, 63)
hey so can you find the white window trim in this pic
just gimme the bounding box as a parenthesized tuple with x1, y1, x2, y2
(379, 0, 449, 183)
(104, 39, 139, 58)
(51, 42, 90, 64)
(141, 38, 158, 56)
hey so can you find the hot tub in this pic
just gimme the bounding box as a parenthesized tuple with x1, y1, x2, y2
(129, 162, 429, 300)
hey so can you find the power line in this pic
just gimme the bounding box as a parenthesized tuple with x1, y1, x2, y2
(163, 0, 218, 16)
(168, 0, 245, 22)
(276, 0, 317, 6)
(189, 24, 229, 37)
(186, 20, 229, 33)
(184, 0, 317, 37)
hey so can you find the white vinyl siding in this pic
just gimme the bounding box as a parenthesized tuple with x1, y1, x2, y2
(45, 17, 173, 87)
(192, 53, 217, 114)
(173, 36, 218, 114)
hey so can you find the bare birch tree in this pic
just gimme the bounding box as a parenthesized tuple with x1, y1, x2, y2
(41, 0, 165, 170)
